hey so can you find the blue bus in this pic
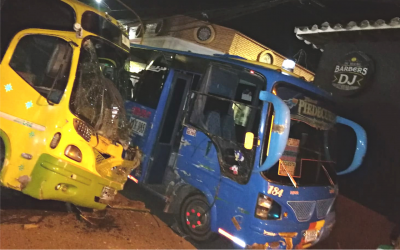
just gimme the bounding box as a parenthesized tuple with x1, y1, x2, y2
(122, 45, 367, 249)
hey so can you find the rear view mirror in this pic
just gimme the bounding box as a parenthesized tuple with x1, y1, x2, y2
(244, 132, 254, 150)
(46, 43, 72, 78)
(335, 116, 367, 175)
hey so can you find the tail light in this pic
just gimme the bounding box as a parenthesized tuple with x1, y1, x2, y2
(255, 193, 281, 220)
(50, 132, 61, 149)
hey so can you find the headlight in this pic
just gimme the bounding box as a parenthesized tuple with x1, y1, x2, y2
(50, 132, 61, 149)
(65, 145, 82, 162)
(255, 193, 281, 220)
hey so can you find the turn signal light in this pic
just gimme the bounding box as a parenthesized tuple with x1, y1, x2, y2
(50, 132, 61, 149)
(65, 145, 82, 162)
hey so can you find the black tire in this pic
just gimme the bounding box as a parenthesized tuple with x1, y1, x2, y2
(179, 193, 217, 242)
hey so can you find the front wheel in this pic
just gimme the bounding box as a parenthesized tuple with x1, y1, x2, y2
(179, 194, 217, 242)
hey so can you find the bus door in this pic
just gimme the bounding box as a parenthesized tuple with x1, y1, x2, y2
(147, 73, 192, 185)
(124, 48, 174, 181)
(175, 63, 264, 234)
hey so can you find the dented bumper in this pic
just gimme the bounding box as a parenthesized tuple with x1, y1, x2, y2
(22, 154, 125, 209)
(246, 212, 336, 249)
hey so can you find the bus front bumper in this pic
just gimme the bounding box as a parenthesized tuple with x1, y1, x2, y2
(22, 154, 123, 210)
(245, 213, 335, 249)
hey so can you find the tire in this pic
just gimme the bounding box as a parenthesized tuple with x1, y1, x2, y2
(179, 193, 217, 242)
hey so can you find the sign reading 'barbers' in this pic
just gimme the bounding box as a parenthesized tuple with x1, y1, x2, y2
(332, 51, 374, 95)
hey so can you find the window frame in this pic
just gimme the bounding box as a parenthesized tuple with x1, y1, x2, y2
(183, 62, 266, 184)
(260, 81, 339, 187)
(8, 33, 73, 104)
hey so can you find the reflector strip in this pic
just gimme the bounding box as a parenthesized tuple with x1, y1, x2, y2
(218, 228, 246, 248)
(0, 111, 46, 131)
(127, 175, 138, 183)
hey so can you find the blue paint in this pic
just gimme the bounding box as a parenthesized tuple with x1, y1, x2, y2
(127, 45, 367, 248)
(127, 70, 175, 181)
(4, 83, 12, 92)
(336, 116, 367, 175)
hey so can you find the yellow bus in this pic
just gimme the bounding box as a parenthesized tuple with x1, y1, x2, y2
(0, 0, 141, 209)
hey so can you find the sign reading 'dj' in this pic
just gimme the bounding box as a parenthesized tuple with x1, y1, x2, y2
(332, 51, 374, 95)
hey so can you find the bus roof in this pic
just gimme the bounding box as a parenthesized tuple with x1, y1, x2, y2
(130, 44, 333, 101)
(62, 0, 122, 28)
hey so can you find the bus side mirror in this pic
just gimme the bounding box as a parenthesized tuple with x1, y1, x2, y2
(336, 116, 367, 175)
(254, 91, 290, 173)
(244, 132, 254, 150)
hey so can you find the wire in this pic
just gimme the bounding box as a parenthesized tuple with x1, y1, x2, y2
(112, 0, 145, 44)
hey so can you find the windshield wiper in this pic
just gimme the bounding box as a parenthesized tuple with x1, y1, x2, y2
(321, 164, 335, 187)
(279, 159, 298, 188)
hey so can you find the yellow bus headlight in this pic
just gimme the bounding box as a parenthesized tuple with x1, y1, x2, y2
(65, 145, 82, 162)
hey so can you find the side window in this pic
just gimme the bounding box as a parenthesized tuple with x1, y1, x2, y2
(9, 35, 72, 103)
(125, 49, 171, 109)
(189, 64, 261, 143)
(187, 64, 264, 183)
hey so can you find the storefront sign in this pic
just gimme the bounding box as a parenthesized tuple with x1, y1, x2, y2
(332, 51, 374, 95)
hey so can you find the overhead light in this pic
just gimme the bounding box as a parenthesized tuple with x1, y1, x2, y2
(95, 0, 101, 3)
(282, 59, 295, 72)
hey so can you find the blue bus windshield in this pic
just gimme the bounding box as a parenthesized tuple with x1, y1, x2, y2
(263, 84, 338, 186)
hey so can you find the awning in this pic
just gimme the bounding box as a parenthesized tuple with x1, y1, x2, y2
(294, 17, 400, 51)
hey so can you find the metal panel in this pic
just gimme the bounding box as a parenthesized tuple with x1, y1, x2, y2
(316, 198, 335, 219)
(287, 201, 316, 222)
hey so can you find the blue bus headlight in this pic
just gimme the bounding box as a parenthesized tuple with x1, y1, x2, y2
(255, 193, 281, 220)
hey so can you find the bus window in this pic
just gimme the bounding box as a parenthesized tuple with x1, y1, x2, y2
(9, 35, 72, 104)
(187, 64, 264, 182)
(126, 48, 171, 110)
(263, 84, 338, 186)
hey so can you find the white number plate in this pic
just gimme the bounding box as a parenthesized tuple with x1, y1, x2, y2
(304, 229, 318, 243)
(131, 118, 147, 136)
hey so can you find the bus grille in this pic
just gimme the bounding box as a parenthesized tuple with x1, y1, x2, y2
(287, 201, 316, 222)
(93, 149, 105, 164)
(316, 198, 335, 219)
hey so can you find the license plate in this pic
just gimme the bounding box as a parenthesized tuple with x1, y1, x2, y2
(304, 229, 318, 243)
(131, 118, 147, 136)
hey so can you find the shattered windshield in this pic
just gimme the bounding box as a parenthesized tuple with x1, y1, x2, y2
(263, 84, 338, 186)
(70, 37, 131, 147)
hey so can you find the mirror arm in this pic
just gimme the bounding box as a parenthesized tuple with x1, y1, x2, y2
(336, 116, 367, 175)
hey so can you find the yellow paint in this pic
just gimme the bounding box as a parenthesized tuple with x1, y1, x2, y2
(244, 132, 254, 150)
(0, 0, 135, 204)
(266, 115, 275, 156)
(315, 220, 325, 230)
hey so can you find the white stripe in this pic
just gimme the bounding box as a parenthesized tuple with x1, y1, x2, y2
(0, 111, 46, 131)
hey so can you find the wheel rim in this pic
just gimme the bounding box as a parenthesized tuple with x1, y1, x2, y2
(184, 199, 210, 235)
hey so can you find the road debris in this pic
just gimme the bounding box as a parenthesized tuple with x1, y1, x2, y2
(23, 224, 39, 229)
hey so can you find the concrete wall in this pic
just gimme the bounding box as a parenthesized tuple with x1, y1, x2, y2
(314, 40, 400, 223)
